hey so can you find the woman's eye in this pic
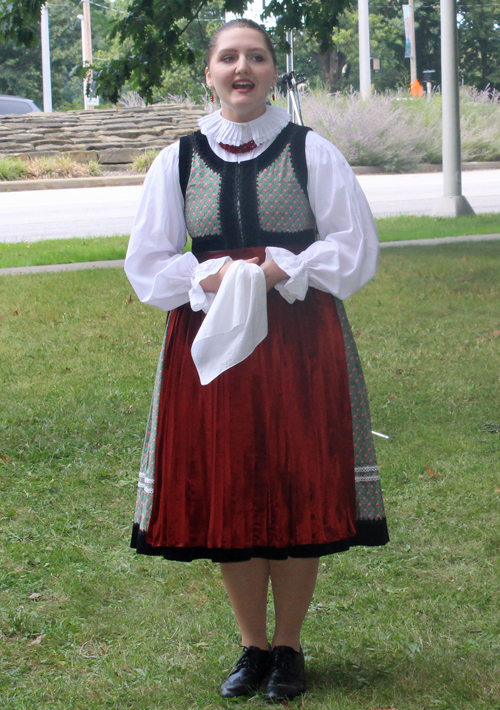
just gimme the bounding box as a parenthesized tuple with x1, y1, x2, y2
(221, 55, 235, 62)
(252, 55, 265, 62)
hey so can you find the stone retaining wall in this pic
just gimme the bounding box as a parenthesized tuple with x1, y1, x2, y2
(0, 104, 207, 170)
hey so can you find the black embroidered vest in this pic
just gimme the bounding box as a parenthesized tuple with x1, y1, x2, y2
(179, 122, 317, 257)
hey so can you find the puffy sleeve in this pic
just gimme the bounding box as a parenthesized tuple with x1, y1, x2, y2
(265, 131, 379, 302)
(124, 142, 231, 313)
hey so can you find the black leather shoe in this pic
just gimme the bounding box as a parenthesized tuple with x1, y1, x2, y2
(265, 646, 305, 702)
(220, 646, 271, 698)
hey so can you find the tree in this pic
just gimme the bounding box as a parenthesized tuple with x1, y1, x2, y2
(325, 2, 409, 92)
(458, 0, 500, 90)
(0, 0, 351, 104)
(0, 5, 89, 109)
(0, 1, 126, 110)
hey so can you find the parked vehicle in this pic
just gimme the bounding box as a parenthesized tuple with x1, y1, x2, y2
(0, 95, 42, 115)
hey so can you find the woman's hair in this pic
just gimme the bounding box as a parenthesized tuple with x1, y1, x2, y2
(206, 18, 277, 68)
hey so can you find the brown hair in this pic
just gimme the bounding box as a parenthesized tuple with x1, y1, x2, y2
(206, 19, 277, 68)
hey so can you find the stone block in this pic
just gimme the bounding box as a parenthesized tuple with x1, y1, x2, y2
(98, 122, 138, 130)
(34, 144, 66, 151)
(0, 133, 43, 142)
(85, 143, 123, 151)
(33, 139, 67, 147)
(137, 119, 173, 127)
(64, 150, 99, 163)
(98, 147, 143, 164)
(101, 163, 132, 172)
(24, 150, 60, 159)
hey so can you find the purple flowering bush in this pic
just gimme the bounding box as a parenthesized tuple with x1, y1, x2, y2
(460, 86, 500, 162)
(299, 88, 500, 171)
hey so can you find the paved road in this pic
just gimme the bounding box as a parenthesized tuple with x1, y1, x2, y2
(1, 170, 499, 243)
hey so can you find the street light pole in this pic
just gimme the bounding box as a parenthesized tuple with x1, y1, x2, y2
(408, 0, 417, 83)
(358, 0, 371, 98)
(81, 0, 95, 110)
(40, 4, 53, 112)
(431, 0, 474, 217)
(286, 30, 295, 117)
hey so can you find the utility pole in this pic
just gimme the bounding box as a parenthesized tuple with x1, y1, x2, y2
(40, 4, 53, 112)
(286, 30, 294, 117)
(408, 0, 417, 83)
(358, 0, 371, 98)
(432, 0, 474, 217)
(81, 0, 94, 109)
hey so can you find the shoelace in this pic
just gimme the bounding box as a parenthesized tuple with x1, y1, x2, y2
(233, 647, 269, 673)
(271, 648, 296, 670)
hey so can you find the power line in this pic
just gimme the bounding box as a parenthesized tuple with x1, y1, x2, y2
(88, 1, 127, 14)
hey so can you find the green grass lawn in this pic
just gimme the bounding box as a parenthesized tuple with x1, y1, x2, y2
(0, 236, 130, 270)
(1, 214, 500, 269)
(1, 242, 499, 709)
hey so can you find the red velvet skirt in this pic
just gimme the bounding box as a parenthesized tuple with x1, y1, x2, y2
(135, 247, 362, 562)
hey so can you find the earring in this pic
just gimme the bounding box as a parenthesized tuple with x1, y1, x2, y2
(211, 93, 214, 103)
(272, 90, 276, 102)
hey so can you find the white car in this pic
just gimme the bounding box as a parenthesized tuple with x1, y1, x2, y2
(0, 95, 41, 115)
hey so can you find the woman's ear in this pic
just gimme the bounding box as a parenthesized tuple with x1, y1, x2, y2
(205, 66, 213, 89)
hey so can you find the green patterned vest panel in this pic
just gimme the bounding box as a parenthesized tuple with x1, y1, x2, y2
(179, 122, 317, 256)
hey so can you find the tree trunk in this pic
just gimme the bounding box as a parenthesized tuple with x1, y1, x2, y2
(478, 40, 489, 89)
(314, 49, 347, 92)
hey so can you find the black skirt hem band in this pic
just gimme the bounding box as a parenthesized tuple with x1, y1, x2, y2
(130, 521, 389, 563)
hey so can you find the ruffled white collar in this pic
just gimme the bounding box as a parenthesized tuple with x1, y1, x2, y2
(198, 106, 290, 147)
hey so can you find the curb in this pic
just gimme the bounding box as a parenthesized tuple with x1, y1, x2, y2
(379, 233, 500, 248)
(1, 234, 500, 276)
(0, 175, 144, 192)
(1, 162, 500, 193)
(0, 259, 125, 276)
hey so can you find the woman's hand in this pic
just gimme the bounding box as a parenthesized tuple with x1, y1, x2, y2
(259, 260, 288, 292)
(200, 257, 260, 292)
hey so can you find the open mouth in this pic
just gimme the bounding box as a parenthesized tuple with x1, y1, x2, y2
(232, 81, 255, 91)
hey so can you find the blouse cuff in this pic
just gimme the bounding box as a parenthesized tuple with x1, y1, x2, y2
(189, 256, 233, 313)
(265, 246, 309, 304)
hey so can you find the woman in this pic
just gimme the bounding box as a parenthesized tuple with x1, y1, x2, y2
(125, 19, 389, 702)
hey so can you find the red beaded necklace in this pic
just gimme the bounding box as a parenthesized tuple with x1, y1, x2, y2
(219, 139, 258, 154)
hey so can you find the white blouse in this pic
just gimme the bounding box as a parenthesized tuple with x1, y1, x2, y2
(124, 106, 379, 314)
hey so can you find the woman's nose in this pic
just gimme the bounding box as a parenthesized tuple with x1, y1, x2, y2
(235, 55, 249, 73)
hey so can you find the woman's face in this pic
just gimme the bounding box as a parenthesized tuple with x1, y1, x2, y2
(206, 27, 278, 123)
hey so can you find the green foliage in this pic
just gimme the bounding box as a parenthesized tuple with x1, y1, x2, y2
(0, 1, 118, 110)
(42, 0, 351, 104)
(458, 0, 500, 90)
(263, 0, 351, 54)
(2, 0, 500, 105)
(0, 155, 102, 181)
(94, 0, 246, 104)
(0, 156, 26, 181)
(327, 5, 408, 92)
(0, 0, 43, 46)
(131, 149, 161, 174)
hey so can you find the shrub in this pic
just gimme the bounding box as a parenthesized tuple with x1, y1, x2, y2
(0, 156, 26, 181)
(132, 149, 161, 173)
(459, 86, 500, 162)
(300, 87, 500, 170)
(0, 155, 102, 180)
(301, 90, 427, 172)
(24, 156, 102, 179)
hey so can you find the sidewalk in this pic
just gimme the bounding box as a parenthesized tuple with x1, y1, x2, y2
(1, 161, 499, 193)
(1, 233, 499, 277)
